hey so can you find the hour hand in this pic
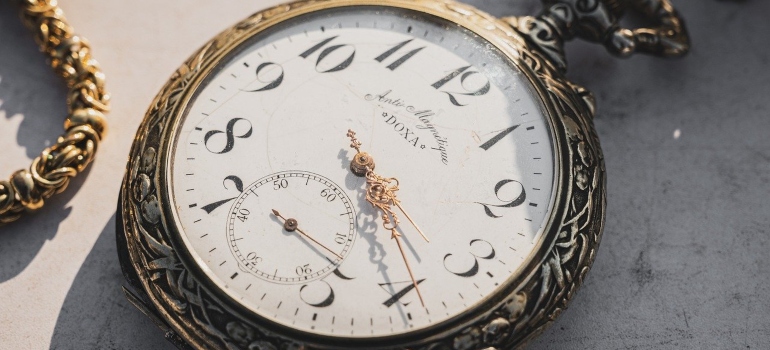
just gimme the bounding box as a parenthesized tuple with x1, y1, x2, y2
(346, 130, 429, 243)
(271, 209, 343, 260)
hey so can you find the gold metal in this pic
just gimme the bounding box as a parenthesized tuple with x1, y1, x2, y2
(271, 209, 344, 260)
(0, 0, 110, 226)
(346, 130, 430, 243)
(347, 131, 375, 176)
(347, 129, 428, 306)
(391, 227, 425, 307)
(393, 201, 427, 243)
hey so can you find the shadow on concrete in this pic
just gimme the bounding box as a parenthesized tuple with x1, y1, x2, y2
(0, 1, 68, 160)
(0, 168, 90, 282)
(0, 1, 99, 283)
(0, 2, 83, 282)
(49, 213, 171, 349)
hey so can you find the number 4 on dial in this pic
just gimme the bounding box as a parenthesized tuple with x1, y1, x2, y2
(379, 279, 426, 307)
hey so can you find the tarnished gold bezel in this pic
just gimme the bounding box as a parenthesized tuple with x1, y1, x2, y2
(118, 0, 606, 349)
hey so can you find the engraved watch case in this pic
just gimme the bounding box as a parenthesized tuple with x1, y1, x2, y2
(114, 0, 687, 348)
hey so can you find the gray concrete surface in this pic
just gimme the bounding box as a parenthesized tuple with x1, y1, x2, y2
(1, 0, 768, 349)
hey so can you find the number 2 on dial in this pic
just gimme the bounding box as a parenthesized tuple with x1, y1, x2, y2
(477, 179, 527, 218)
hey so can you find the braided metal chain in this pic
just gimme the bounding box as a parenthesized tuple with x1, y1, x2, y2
(0, 0, 110, 226)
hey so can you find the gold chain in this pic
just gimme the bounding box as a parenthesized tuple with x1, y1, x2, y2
(0, 0, 110, 226)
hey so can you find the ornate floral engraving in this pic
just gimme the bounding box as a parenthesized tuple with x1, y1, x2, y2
(118, 1, 606, 349)
(120, 2, 324, 349)
(411, 36, 606, 350)
(507, 0, 689, 73)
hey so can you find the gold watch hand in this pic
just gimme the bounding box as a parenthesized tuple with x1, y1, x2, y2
(393, 200, 429, 243)
(390, 228, 425, 307)
(271, 209, 343, 260)
(346, 129, 426, 306)
(346, 129, 429, 242)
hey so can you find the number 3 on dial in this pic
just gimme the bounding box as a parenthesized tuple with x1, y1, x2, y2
(443, 239, 495, 277)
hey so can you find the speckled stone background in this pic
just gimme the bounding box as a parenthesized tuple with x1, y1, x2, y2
(1, 1, 768, 349)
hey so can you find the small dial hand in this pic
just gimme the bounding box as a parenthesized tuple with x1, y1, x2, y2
(271, 209, 343, 260)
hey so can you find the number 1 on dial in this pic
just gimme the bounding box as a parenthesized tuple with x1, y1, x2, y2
(479, 125, 519, 151)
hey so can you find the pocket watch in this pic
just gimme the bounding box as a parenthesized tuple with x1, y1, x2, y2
(117, 0, 689, 349)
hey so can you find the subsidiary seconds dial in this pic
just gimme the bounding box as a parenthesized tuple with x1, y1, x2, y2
(227, 171, 356, 284)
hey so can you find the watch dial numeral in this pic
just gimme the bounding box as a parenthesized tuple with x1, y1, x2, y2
(431, 65, 490, 106)
(295, 264, 313, 276)
(443, 239, 496, 278)
(236, 208, 250, 222)
(245, 252, 263, 265)
(299, 280, 335, 307)
(375, 39, 426, 71)
(273, 179, 289, 190)
(479, 125, 520, 151)
(320, 188, 337, 202)
(379, 279, 426, 307)
(243, 62, 284, 92)
(332, 265, 355, 280)
(299, 266, 354, 308)
(300, 36, 356, 73)
(477, 179, 527, 218)
(201, 175, 243, 214)
(300, 36, 337, 58)
(204, 118, 253, 154)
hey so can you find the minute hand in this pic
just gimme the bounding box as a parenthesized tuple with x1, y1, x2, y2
(392, 199, 429, 243)
(345, 129, 428, 307)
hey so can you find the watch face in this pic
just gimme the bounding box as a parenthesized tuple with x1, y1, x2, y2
(166, 5, 557, 339)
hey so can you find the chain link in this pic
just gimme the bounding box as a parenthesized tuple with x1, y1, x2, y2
(0, 0, 110, 226)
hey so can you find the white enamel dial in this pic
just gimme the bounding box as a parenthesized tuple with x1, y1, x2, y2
(168, 7, 556, 338)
